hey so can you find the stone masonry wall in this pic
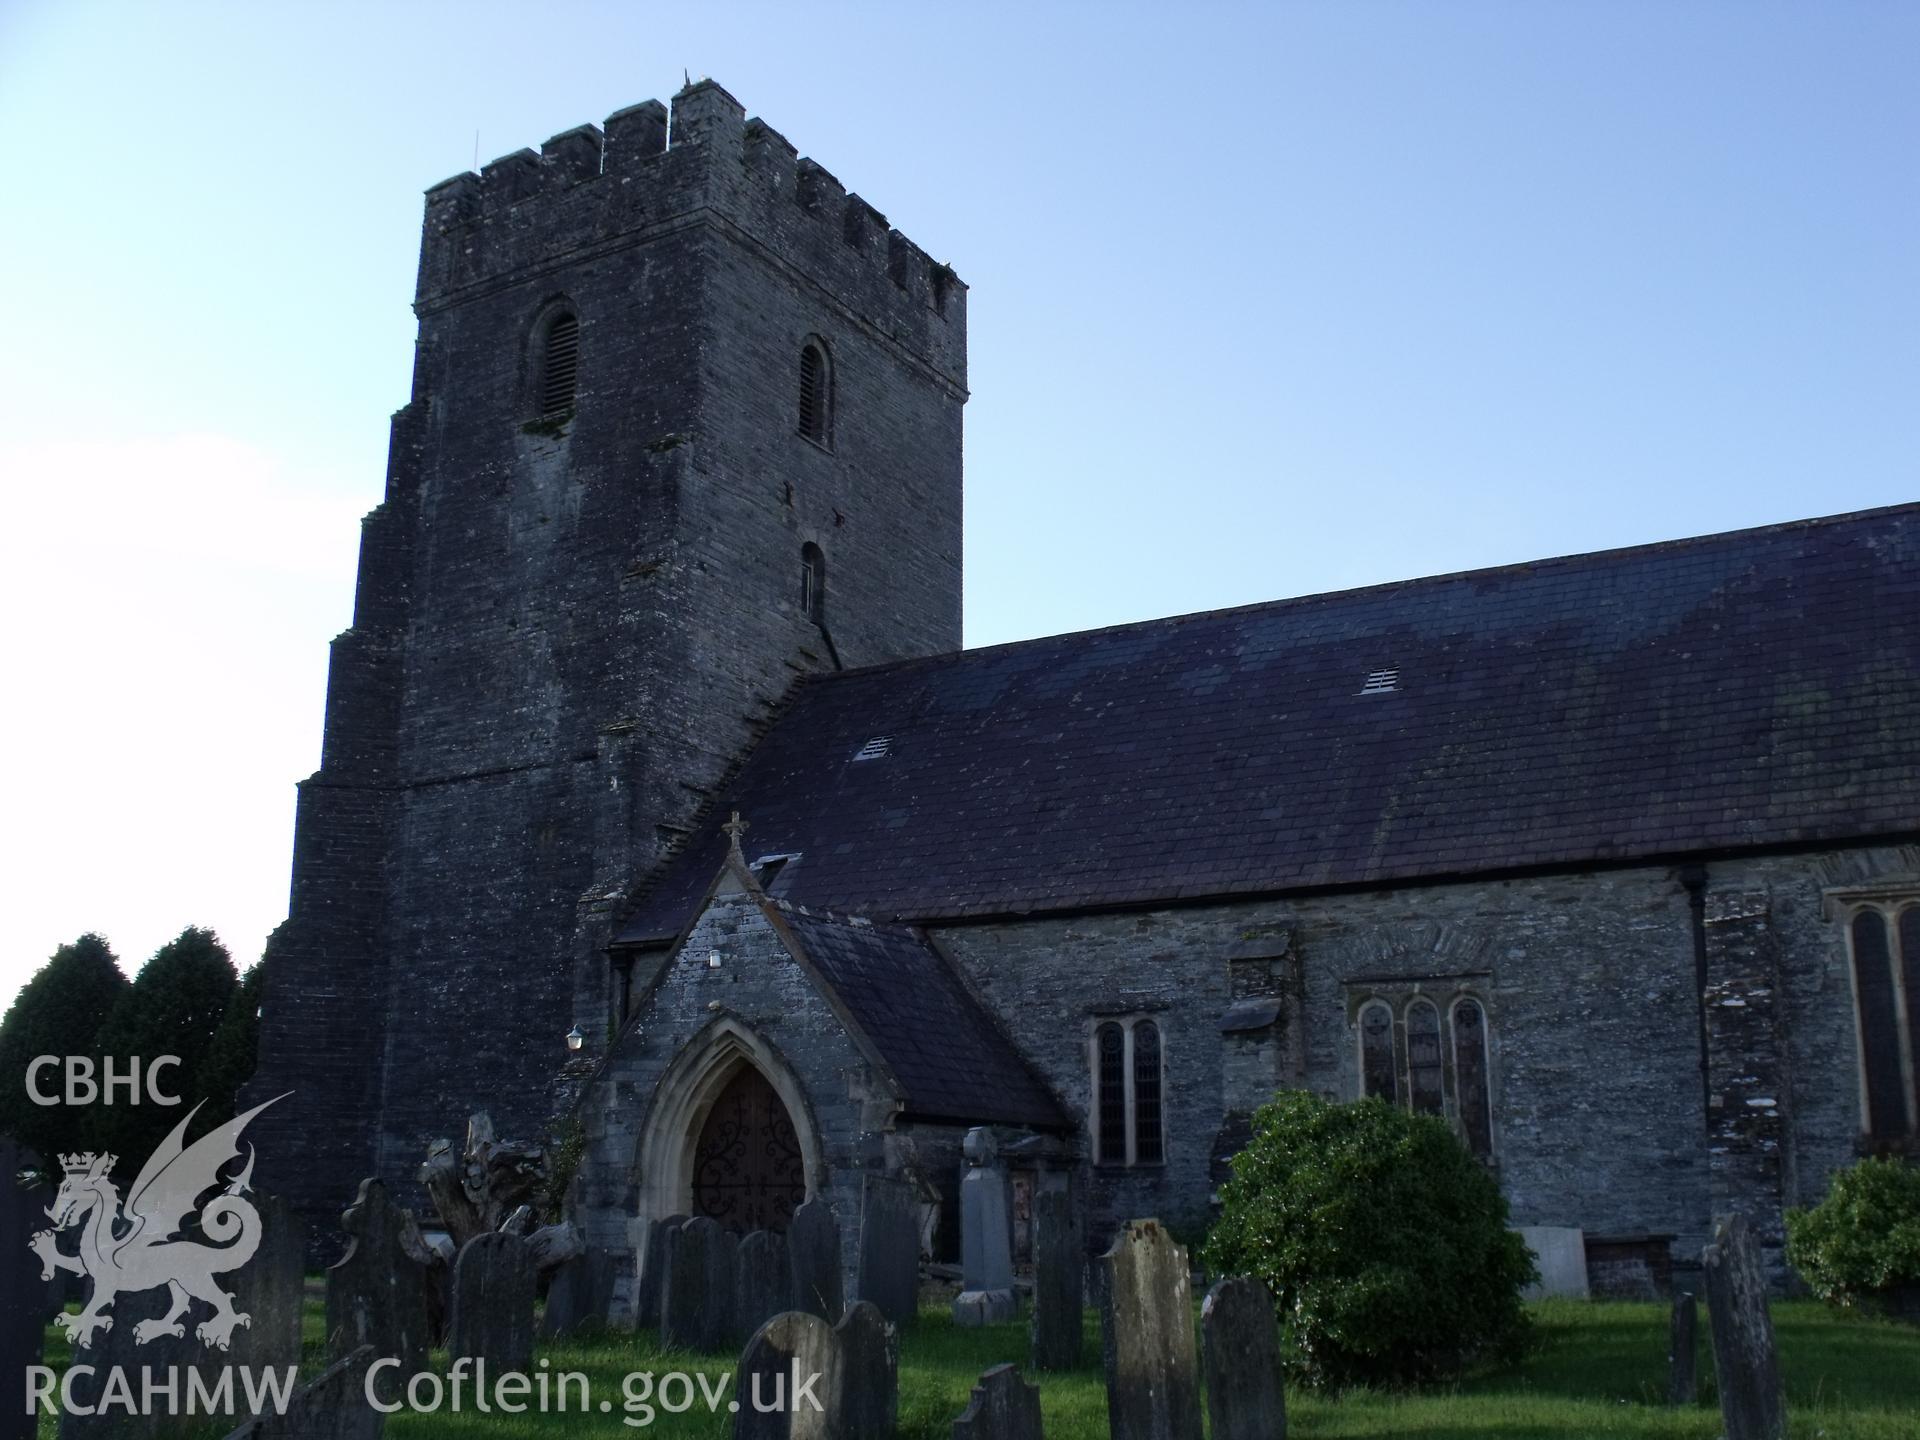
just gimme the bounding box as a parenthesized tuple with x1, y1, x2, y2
(934, 843, 1893, 1271)
(249, 80, 965, 1233)
(575, 889, 897, 1298)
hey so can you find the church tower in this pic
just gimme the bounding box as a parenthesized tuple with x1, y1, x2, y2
(248, 81, 966, 1227)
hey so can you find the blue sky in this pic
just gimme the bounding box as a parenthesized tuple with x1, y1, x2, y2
(0, 1, 1914, 1005)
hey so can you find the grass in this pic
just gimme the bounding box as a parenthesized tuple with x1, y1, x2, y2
(34, 1293, 1920, 1438)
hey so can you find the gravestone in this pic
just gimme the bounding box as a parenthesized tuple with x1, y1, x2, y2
(662, 1215, 738, 1351)
(1030, 1187, 1083, 1370)
(56, 1193, 307, 1440)
(1101, 1220, 1204, 1440)
(448, 1231, 537, 1370)
(1702, 1214, 1787, 1440)
(733, 1310, 840, 1440)
(2, 1139, 53, 1440)
(788, 1200, 844, 1323)
(1669, 1291, 1698, 1406)
(832, 1301, 898, 1440)
(608, 1221, 644, 1329)
(55, 1279, 183, 1439)
(1516, 1226, 1590, 1301)
(1201, 1277, 1285, 1440)
(225, 1193, 307, 1374)
(324, 1178, 430, 1390)
(539, 1246, 602, 1339)
(223, 1345, 385, 1440)
(857, 1172, 920, 1327)
(953, 1130, 1016, 1327)
(635, 1212, 688, 1330)
(737, 1229, 793, 1338)
(952, 1364, 1045, 1440)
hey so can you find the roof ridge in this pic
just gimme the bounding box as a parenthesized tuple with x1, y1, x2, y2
(820, 499, 1919, 684)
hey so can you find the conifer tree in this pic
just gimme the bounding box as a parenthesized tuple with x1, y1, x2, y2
(94, 927, 238, 1161)
(197, 961, 264, 1126)
(0, 933, 128, 1161)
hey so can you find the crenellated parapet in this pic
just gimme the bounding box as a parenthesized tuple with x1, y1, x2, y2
(414, 79, 965, 382)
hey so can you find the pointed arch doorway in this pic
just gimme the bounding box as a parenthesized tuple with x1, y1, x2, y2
(633, 1018, 825, 1236)
(691, 1065, 806, 1232)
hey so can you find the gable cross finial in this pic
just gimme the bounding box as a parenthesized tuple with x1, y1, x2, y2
(723, 810, 749, 855)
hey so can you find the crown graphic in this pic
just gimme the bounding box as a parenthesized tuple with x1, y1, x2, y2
(58, 1152, 114, 1176)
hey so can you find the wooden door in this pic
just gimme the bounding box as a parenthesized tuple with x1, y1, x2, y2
(691, 1066, 805, 1233)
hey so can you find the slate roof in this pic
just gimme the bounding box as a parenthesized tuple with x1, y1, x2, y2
(619, 503, 1920, 945)
(780, 909, 1070, 1130)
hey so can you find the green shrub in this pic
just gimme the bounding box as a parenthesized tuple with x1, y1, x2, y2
(1786, 1157, 1920, 1308)
(1203, 1091, 1536, 1390)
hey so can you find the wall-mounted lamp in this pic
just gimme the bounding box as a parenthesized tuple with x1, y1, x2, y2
(565, 1024, 585, 1053)
(708, 950, 723, 969)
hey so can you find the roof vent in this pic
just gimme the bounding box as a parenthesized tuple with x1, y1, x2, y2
(1358, 668, 1400, 695)
(752, 853, 798, 889)
(852, 735, 892, 762)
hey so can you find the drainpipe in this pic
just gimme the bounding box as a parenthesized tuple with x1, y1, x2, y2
(1680, 864, 1711, 1130)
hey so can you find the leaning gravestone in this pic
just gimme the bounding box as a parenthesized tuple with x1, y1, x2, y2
(832, 1301, 898, 1440)
(954, 1130, 1016, 1327)
(1030, 1187, 1084, 1370)
(1102, 1220, 1204, 1440)
(540, 1245, 609, 1339)
(952, 1364, 1045, 1440)
(2, 1139, 53, 1440)
(222, 1345, 385, 1440)
(662, 1215, 738, 1351)
(1668, 1291, 1699, 1406)
(1702, 1214, 1788, 1440)
(636, 1212, 689, 1330)
(325, 1178, 430, 1392)
(737, 1229, 794, 1338)
(448, 1231, 537, 1371)
(733, 1311, 840, 1440)
(856, 1173, 920, 1327)
(789, 1200, 844, 1323)
(1202, 1276, 1285, 1440)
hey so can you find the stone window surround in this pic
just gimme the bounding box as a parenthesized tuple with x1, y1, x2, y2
(797, 334, 834, 450)
(1826, 882, 1920, 1143)
(524, 295, 581, 420)
(1087, 1014, 1166, 1170)
(1345, 974, 1497, 1160)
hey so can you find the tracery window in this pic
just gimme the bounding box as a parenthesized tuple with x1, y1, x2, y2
(1844, 902, 1920, 1143)
(1452, 998, 1494, 1160)
(1092, 1017, 1165, 1167)
(1359, 1001, 1397, 1106)
(1355, 988, 1496, 1160)
(1405, 999, 1444, 1116)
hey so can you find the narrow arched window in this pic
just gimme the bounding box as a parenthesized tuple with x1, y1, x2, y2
(1359, 1000, 1397, 1104)
(1133, 1020, 1163, 1165)
(797, 339, 832, 445)
(1095, 1023, 1127, 1164)
(538, 311, 580, 416)
(1851, 910, 1912, 1140)
(800, 543, 826, 625)
(1405, 1000, 1444, 1116)
(1452, 999, 1493, 1159)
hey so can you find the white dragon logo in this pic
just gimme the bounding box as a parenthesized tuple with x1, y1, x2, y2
(29, 1094, 286, 1351)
